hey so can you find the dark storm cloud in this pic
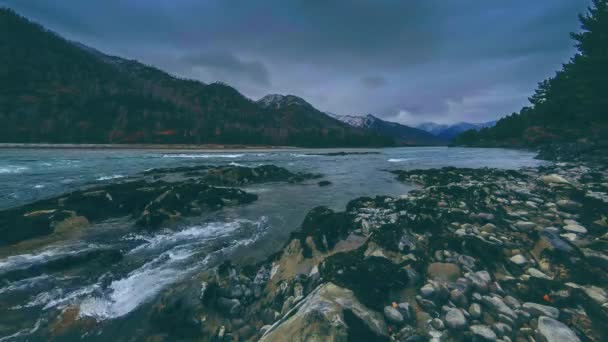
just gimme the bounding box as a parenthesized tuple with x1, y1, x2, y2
(0, 0, 592, 124)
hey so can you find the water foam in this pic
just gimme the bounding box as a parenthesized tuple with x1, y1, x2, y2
(162, 154, 244, 159)
(388, 158, 413, 163)
(0, 243, 105, 274)
(78, 218, 267, 320)
(96, 174, 125, 181)
(0, 166, 29, 174)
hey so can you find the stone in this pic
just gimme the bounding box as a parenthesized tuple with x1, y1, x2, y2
(522, 303, 559, 319)
(427, 263, 462, 282)
(384, 306, 404, 324)
(430, 318, 445, 330)
(556, 199, 582, 212)
(397, 302, 413, 321)
(536, 316, 580, 342)
(540, 174, 570, 185)
(503, 296, 521, 309)
(467, 271, 492, 293)
(509, 254, 527, 266)
(481, 296, 516, 320)
(444, 308, 467, 330)
(527, 268, 552, 280)
(492, 322, 511, 337)
(259, 283, 387, 341)
(469, 303, 482, 318)
(421, 283, 436, 298)
(563, 224, 587, 234)
(514, 221, 536, 231)
(470, 324, 497, 341)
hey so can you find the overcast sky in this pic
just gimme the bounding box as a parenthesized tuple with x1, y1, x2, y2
(2, 0, 590, 124)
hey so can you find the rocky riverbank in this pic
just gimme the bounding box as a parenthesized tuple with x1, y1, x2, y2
(115, 160, 608, 341)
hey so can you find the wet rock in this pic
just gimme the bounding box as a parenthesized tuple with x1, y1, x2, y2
(384, 306, 404, 324)
(445, 308, 467, 330)
(318, 180, 332, 187)
(522, 303, 559, 319)
(536, 316, 581, 342)
(470, 324, 497, 341)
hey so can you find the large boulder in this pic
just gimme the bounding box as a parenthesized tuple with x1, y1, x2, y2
(260, 283, 388, 342)
(536, 316, 580, 342)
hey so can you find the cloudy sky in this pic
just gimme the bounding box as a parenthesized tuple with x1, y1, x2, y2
(2, 0, 590, 124)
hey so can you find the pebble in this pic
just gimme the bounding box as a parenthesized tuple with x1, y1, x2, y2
(470, 324, 497, 341)
(522, 302, 559, 319)
(527, 268, 552, 280)
(384, 306, 404, 324)
(445, 308, 467, 330)
(563, 224, 587, 234)
(469, 303, 482, 318)
(509, 254, 528, 266)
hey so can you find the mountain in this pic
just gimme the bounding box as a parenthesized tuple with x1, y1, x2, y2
(0, 8, 391, 147)
(416, 121, 497, 141)
(453, 0, 608, 156)
(329, 113, 444, 146)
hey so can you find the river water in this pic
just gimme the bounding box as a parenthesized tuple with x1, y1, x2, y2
(0, 147, 543, 339)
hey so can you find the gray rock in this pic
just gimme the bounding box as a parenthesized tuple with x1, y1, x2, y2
(522, 302, 559, 319)
(384, 306, 404, 324)
(556, 199, 581, 212)
(503, 296, 521, 309)
(421, 283, 436, 298)
(430, 318, 445, 330)
(540, 174, 570, 185)
(527, 268, 552, 280)
(397, 302, 413, 321)
(259, 283, 387, 341)
(482, 295, 517, 320)
(492, 322, 512, 337)
(467, 271, 492, 293)
(563, 224, 587, 234)
(470, 324, 497, 341)
(469, 303, 482, 318)
(536, 316, 580, 342)
(509, 254, 528, 266)
(514, 221, 536, 231)
(445, 308, 467, 330)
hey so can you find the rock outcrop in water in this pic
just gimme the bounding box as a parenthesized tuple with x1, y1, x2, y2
(0, 165, 321, 245)
(133, 160, 607, 341)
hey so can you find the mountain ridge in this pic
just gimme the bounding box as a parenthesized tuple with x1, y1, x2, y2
(329, 113, 444, 146)
(0, 8, 392, 147)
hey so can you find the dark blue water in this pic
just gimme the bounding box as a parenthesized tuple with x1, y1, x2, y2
(0, 147, 543, 339)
